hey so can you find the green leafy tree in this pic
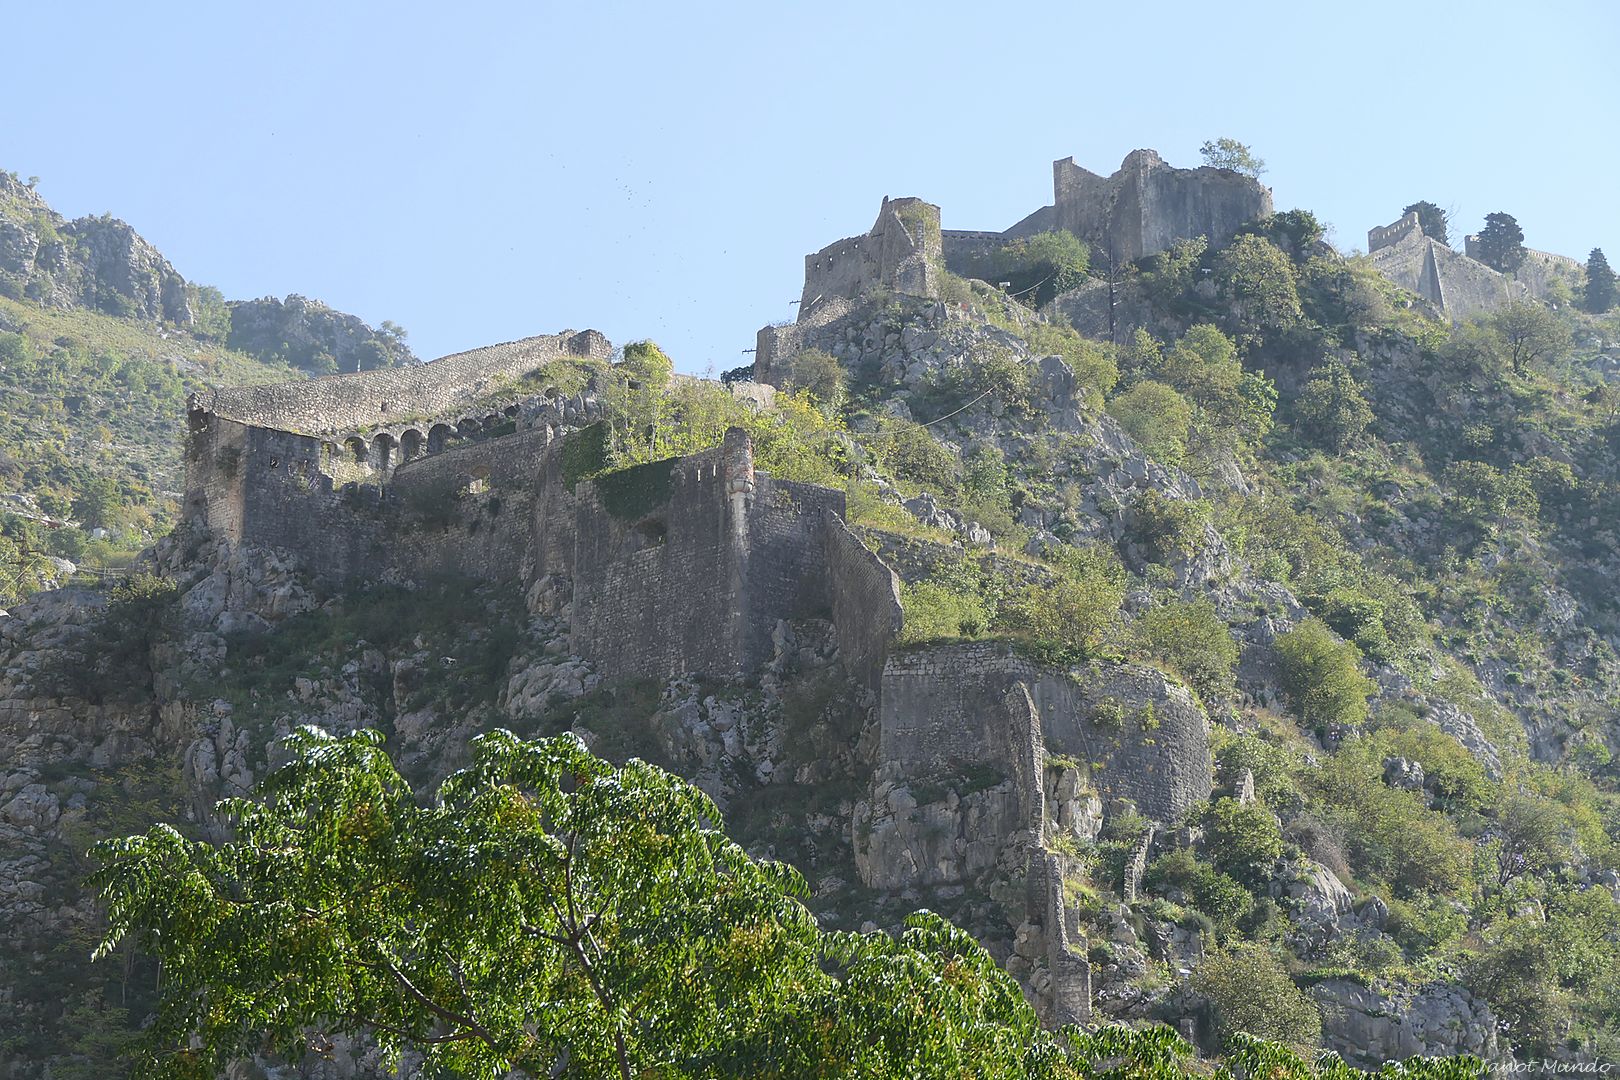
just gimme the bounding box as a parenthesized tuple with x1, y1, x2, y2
(1198, 138, 1266, 179)
(1308, 748, 1472, 898)
(1109, 380, 1192, 466)
(989, 230, 1090, 306)
(1488, 301, 1571, 375)
(1273, 618, 1374, 730)
(1473, 212, 1526, 273)
(1402, 201, 1450, 246)
(1584, 248, 1617, 313)
(1293, 361, 1374, 453)
(778, 348, 847, 408)
(1442, 459, 1537, 526)
(1487, 791, 1569, 888)
(92, 727, 1085, 1079)
(1215, 235, 1302, 340)
(997, 547, 1126, 662)
(1132, 597, 1240, 704)
(1124, 489, 1211, 565)
(1192, 944, 1320, 1048)
(1200, 797, 1285, 887)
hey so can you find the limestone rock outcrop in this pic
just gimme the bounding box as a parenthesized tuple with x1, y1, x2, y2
(1313, 978, 1501, 1066)
(0, 172, 193, 324)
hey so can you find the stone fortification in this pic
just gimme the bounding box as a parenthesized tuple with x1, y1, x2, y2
(767, 149, 1269, 364)
(1367, 211, 1425, 254)
(799, 197, 942, 318)
(877, 643, 1212, 824)
(194, 329, 610, 436)
(1048, 149, 1273, 264)
(936, 149, 1271, 276)
(560, 431, 846, 681)
(1366, 214, 1528, 321)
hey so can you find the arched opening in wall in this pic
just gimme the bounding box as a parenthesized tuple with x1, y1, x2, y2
(503, 404, 520, 418)
(481, 414, 501, 433)
(400, 429, 424, 463)
(371, 433, 397, 471)
(345, 437, 368, 466)
(457, 418, 480, 440)
(428, 423, 454, 454)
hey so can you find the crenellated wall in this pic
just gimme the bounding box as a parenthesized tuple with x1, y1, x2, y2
(1368, 211, 1424, 253)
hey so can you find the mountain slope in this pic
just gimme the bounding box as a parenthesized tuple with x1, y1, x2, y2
(0, 171, 414, 603)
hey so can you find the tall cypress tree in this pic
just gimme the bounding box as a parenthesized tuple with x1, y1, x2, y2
(1585, 248, 1617, 313)
(1402, 200, 1450, 245)
(1475, 212, 1527, 273)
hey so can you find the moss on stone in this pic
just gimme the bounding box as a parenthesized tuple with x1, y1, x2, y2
(594, 457, 675, 522)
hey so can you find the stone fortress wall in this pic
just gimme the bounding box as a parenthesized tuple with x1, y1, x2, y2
(1368, 212, 1425, 253)
(194, 329, 610, 435)
(1050, 149, 1273, 264)
(1367, 213, 1530, 321)
(799, 196, 943, 316)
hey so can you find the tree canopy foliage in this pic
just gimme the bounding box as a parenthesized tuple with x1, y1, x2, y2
(1198, 138, 1266, 179)
(1473, 213, 1526, 273)
(1402, 201, 1450, 246)
(88, 727, 1494, 1080)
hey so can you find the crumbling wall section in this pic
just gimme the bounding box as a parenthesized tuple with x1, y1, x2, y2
(799, 197, 941, 316)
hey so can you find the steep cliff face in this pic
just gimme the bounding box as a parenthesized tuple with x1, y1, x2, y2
(0, 173, 193, 324)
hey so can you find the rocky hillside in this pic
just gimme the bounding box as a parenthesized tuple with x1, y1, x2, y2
(0, 171, 413, 603)
(1, 162, 1619, 1076)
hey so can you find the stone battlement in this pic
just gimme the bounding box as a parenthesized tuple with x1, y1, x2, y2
(1368, 211, 1424, 253)
(192, 329, 611, 436)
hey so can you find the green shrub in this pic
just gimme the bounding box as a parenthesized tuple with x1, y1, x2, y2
(1273, 618, 1374, 730)
(1109, 380, 1191, 466)
(1021, 322, 1118, 400)
(1215, 734, 1302, 809)
(1145, 849, 1251, 934)
(1293, 361, 1373, 453)
(1307, 740, 1472, 897)
(870, 416, 961, 492)
(1131, 598, 1239, 704)
(1194, 943, 1322, 1049)
(995, 551, 1125, 662)
(899, 580, 993, 643)
(938, 344, 1033, 414)
(962, 229, 1090, 307)
(1200, 797, 1284, 887)
(1125, 490, 1210, 565)
(777, 348, 846, 407)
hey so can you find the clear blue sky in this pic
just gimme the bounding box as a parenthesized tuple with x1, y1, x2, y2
(7, 1, 1616, 373)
